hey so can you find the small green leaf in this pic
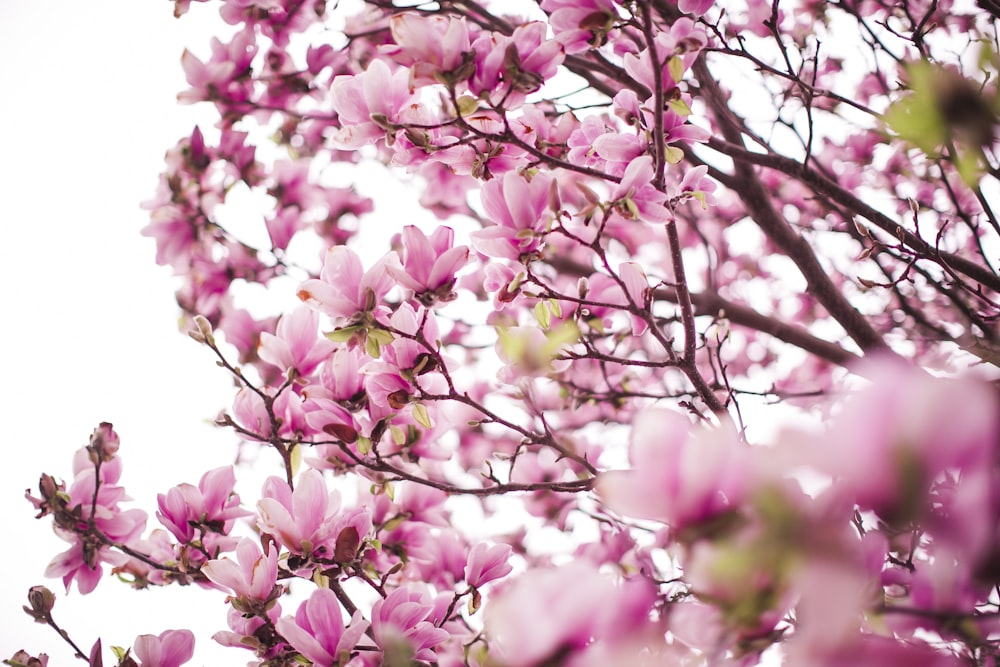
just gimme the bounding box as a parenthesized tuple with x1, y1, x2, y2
(535, 301, 552, 330)
(412, 403, 433, 429)
(357, 436, 372, 455)
(365, 334, 382, 359)
(668, 55, 685, 83)
(325, 325, 362, 343)
(368, 328, 395, 346)
(667, 97, 692, 117)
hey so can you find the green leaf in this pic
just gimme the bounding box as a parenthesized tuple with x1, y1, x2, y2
(368, 328, 395, 346)
(667, 97, 692, 117)
(534, 301, 552, 330)
(412, 403, 433, 429)
(325, 325, 362, 343)
(365, 334, 382, 359)
(668, 55, 685, 83)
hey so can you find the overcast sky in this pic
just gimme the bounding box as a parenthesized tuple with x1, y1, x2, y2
(0, 3, 252, 663)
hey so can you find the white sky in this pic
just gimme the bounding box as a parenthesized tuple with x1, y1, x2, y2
(0, 2, 250, 663)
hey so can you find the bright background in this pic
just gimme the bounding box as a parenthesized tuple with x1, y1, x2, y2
(0, 2, 249, 663)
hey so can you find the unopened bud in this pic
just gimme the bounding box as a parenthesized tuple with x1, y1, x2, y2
(193, 315, 215, 346)
(88, 422, 120, 462)
(23, 586, 55, 622)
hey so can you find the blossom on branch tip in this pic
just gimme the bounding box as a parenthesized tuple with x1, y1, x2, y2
(386, 13, 473, 86)
(156, 466, 251, 543)
(465, 542, 513, 587)
(277, 588, 369, 667)
(371, 586, 451, 663)
(471, 170, 557, 261)
(297, 246, 394, 324)
(258, 306, 336, 377)
(608, 156, 671, 223)
(201, 538, 280, 608)
(256, 469, 372, 559)
(386, 225, 469, 306)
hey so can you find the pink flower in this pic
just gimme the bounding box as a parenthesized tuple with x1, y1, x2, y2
(465, 542, 513, 587)
(371, 586, 451, 662)
(609, 156, 671, 223)
(815, 358, 999, 529)
(623, 19, 706, 97)
(386, 13, 472, 86)
(178, 31, 257, 113)
(330, 59, 422, 149)
(258, 306, 336, 377)
(678, 0, 714, 16)
(131, 629, 195, 667)
(201, 538, 280, 605)
(471, 171, 556, 260)
(485, 561, 655, 666)
(618, 262, 649, 335)
(598, 409, 747, 534)
(156, 466, 251, 543)
(386, 226, 469, 306)
(277, 588, 369, 667)
(256, 469, 371, 558)
(297, 246, 395, 323)
(541, 0, 619, 53)
(470, 22, 565, 108)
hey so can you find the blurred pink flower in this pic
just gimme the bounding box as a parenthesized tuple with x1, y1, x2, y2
(598, 409, 747, 533)
(132, 629, 195, 667)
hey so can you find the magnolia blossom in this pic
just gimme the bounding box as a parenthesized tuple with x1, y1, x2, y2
(257, 306, 336, 376)
(598, 409, 747, 534)
(297, 246, 395, 323)
(329, 59, 422, 149)
(277, 588, 369, 667)
(385, 225, 469, 305)
(386, 13, 472, 85)
(471, 171, 556, 260)
(370, 586, 451, 662)
(256, 470, 372, 559)
(156, 466, 251, 543)
(201, 538, 280, 605)
(131, 630, 195, 667)
(485, 562, 655, 666)
(608, 156, 671, 223)
(465, 542, 513, 588)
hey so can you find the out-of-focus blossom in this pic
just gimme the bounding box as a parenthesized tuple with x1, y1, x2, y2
(599, 409, 747, 535)
(131, 629, 195, 667)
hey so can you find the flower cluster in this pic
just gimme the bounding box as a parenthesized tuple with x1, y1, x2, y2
(16, 0, 1000, 665)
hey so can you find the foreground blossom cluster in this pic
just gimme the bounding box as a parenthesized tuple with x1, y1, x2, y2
(13, 0, 1000, 666)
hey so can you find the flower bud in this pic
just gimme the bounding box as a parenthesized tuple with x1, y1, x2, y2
(23, 586, 55, 622)
(88, 422, 120, 462)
